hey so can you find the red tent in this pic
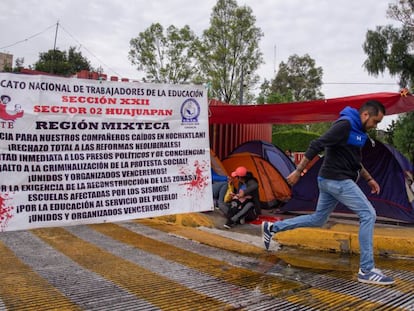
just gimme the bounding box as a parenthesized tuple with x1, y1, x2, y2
(208, 91, 414, 124)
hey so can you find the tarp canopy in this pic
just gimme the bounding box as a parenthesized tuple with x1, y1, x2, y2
(209, 92, 414, 124)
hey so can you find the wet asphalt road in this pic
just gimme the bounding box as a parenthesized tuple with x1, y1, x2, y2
(0, 219, 413, 311)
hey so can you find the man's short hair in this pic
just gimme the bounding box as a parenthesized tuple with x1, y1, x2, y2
(359, 100, 386, 116)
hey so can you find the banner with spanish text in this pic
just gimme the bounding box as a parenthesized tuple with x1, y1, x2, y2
(0, 73, 213, 232)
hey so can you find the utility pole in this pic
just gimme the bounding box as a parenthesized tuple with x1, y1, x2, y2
(51, 20, 59, 73)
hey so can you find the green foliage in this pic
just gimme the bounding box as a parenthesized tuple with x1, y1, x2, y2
(3, 57, 26, 73)
(393, 112, 414, 163)
(257, 79, 294, 104)
(269, 54, 324, 102)
(193, 0, 264, 104)
(256, 79, 270, 104)
(363, 25, 414, 88)
(14, 57, 25, 72)
(129, 23, 198, 83)
(2, 64, 12, 72)
(383, 119, 397, 145)
(272, 130, 320, 152)
(67, 47, 91, 73)
(34, 46, 91, 76)
(363, 0, 414, 88)
(35, 49, 68, 74)
(128, 0, 264, 101)
(362, 0, 414, 163)
(272, 122, 331, 137)
(307, 122, 331, 134)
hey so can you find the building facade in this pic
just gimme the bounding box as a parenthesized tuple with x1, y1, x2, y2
(0, 52, 13, 71)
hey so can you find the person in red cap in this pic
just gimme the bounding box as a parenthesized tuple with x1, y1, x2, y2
(224, 166, 261, 229)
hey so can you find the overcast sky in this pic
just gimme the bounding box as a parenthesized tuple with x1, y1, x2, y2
(1, 0, 402, 127)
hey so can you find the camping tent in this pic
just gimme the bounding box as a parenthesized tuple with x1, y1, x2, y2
(222, 152, 291, 208)
(229, 140, 296, 178)
(281, 139, 414, 223)
(210, 149, 228, 177)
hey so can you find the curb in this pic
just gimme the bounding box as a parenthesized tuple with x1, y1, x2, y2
(275, 223, 414, 258)
(152, 213, 414, 259)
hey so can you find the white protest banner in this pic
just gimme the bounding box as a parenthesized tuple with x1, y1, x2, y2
(0, 73, 213, 232)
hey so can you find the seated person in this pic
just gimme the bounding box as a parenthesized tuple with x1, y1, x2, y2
(229, 183, 252, 204)
(211, 168, 230, 214)
(224, 166, 261, 229)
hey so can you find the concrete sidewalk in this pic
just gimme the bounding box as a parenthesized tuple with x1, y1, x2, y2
(189, 210, 414, 259)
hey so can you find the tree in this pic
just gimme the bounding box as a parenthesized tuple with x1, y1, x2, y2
(257, 79, 294, 104)
(270, 54, 324, 102)
(363, 25, 414, 88)
(14, 57, 25, 72)
(67, 47, 92, 74)
(393, 112, 414, 163)
(128, 23, 198, 83)
(387, 0, 414, 30)
(362, 0, 414, 161)
(196, 0, 264, 104)
(362, 0, 414, 88)
(34, 46, 92, 76)
(265, 54, 326, 135)
(1, 57, 24, 73)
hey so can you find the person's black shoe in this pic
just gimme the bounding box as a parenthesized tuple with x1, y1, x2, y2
(223, 219, 234, 229)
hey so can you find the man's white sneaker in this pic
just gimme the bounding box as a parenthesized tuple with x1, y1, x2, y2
(261, 221, 274, 250)
(357, 268, 394, 285)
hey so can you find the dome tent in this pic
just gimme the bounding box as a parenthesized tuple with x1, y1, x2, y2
(229, 140, 296, 178)
(222, 152, 291, 209)
(282, 139, 414, 223)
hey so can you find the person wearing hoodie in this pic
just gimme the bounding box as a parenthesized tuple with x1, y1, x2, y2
(211, 168, 230, 214)
(262, 100, 394, 286)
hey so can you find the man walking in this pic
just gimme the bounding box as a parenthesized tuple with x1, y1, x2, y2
(262, 100, 394, 285)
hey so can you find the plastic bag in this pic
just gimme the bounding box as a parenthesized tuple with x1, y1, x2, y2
(223, 183, 234, 203)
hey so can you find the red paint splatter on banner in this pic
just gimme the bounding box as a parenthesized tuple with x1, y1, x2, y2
(179, 160, 209, 198)
(0, 192, 14, 231)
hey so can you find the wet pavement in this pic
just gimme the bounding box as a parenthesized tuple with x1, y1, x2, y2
(0, 212, 413, 310)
